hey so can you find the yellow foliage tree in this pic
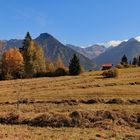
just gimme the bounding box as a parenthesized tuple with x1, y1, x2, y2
(46, 58, 55, 72)
(54, 56, 66, 70)
(34, 43, 46, 74)
(23, 41, 37, 77)
(2, 48, 24, 79)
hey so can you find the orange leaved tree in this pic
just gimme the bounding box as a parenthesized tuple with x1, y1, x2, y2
(2, 48, 24, 79)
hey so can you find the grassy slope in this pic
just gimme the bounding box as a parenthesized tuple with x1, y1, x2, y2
(0, 67, 139, 139)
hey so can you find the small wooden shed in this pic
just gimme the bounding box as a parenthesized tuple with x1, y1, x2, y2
(101, 63, 113, 70)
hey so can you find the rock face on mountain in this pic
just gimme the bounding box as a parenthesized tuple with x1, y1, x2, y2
(1, 33, 94, 70)
(93, 38, 140, 67)
(67, 44, 106, 59)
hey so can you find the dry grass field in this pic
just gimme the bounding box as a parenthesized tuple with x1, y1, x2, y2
(0, 67, 139, 139)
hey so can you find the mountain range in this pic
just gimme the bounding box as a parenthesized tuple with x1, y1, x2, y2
(66, 44, 106, 60)
(0, 33, 140, 70)
(93, 38, 140, 67)
(68, 37, 140, 68)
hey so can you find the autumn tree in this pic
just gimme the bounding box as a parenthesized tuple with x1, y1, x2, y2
(69, 54, 81, 75)
(24, 41, 36, 77)
(55, 56, 65, 70)
(46, 58, 55, 72)
(2, 48, 24, 79)
(34, 43, 46, 74)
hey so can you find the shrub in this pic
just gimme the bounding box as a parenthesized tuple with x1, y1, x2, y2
(46, 72, 54, 77)
(123, 64, 131, 68)
(53, 68, 68, 77)
(115, 64, 124, 69)
(34, 72, 47, 77)
(102, 68, 119, 78)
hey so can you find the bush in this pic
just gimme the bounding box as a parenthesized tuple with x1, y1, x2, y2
(102, 68, 119, 78)
(46, 72, 54, 77)
(123, 64, 131, 68)
(53, 68, 68, 77)
(34, 72, 47, 78)
(115, 64, 124, 69)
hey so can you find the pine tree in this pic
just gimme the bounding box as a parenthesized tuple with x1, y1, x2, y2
(121, 54, 128, 65)
(69, 54, 81, 75)
(132, 57, 138, 65)
(22, 32, 32, 52)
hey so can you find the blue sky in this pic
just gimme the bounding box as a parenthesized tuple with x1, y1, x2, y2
(0, 0, 140, 45)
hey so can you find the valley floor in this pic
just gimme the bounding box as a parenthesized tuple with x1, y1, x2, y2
(0, 67, 139, 139)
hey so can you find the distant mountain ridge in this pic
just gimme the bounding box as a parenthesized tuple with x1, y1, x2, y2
(66, 44, 106, 59)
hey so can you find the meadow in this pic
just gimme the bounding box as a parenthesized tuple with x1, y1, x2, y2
(0, 67, 139, 139)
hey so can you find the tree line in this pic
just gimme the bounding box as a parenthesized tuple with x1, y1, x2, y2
(0, 32, 81, 80)
(121, 54, 140, 66)
(115, 54, 140, 69)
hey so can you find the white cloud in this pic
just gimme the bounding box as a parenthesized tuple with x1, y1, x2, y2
(97, 39, 128, 48)
(105, 40, 123, 47)
(135, 36, 140, 42)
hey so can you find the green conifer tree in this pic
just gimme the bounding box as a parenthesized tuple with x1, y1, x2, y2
(69, 54, 81, 75)
(121, 54, 128, 65)
(132, 57, 138, 65)
(22, 32, 32, 52)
